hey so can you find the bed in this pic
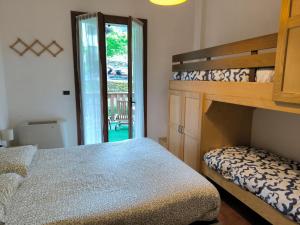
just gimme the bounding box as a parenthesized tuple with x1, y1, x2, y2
(2, 138, 220, 225)
(204, 146, 300, 224)
(167, 32, 300, 225)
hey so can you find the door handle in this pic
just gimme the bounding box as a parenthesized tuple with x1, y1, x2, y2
(178, 125, 184, 134)
(128, 98, 136, 104)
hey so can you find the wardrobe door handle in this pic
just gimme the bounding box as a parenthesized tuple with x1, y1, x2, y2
(177, 125, 184, 134)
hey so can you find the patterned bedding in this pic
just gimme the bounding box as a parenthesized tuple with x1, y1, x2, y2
(5, 138, 220, 225)
(204, 146, 300, 223)
(172, 68, 274, 82)
(173, 69, 250, 82)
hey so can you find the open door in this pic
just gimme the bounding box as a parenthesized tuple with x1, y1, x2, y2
(72, 12, 147, 144)
(128, 17, 146, 138)
(76, 13, 104, 145)
(97, 12, 109, 142)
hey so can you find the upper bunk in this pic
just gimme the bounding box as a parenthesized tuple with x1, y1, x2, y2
(169, 33, 300, 115)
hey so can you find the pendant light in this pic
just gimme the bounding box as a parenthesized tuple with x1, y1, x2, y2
(150, 0, 188, 6)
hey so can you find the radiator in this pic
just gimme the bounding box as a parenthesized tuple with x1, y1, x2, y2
(16, 120, 67, 149)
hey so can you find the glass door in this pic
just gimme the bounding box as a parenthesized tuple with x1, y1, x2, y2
(77, 14, 103, 145)
(72, 12, 147, 145)
(105, 22, 130, 142)
(129, 18, 145, 138)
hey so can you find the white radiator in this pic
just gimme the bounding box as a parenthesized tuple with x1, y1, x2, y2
(16, 120, 67, 149)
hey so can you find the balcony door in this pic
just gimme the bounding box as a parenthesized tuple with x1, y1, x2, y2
(71, 12, 147, 145)
(129, 17, 146, 139)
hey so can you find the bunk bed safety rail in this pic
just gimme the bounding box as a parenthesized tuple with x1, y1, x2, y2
(172, 33, 278, 82)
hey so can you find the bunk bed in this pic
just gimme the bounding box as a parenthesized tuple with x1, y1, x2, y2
(171, 33, 300, 115)
(168, 33, 300, 225)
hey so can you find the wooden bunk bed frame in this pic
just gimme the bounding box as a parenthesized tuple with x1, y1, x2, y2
(171, 33, 300, 115)
(169, 33, 299, 225)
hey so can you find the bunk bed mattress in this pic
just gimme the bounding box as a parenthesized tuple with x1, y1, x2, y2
(5, 138, 220, 225)
(173, 68, 274, 82)
(204, 146, 300, 223)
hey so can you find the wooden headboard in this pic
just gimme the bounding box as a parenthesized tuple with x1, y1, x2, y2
(172, 33, 278, 81)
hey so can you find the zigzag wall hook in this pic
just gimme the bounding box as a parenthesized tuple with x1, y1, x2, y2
(10, 38, 64, 57)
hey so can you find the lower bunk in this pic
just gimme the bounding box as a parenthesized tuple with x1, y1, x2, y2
(202, 146, 300, 225)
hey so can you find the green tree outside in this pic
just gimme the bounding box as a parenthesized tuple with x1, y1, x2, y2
(106, 30, 127, 58)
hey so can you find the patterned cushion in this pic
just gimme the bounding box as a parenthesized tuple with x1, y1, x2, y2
(173, 69, 250, 82)
(204, 146, 300, 223)
(0, 146, 37, 177)
(0, 173, 23, 223)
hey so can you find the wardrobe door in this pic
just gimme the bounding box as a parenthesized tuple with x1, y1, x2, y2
(182, 92, 203, 171)
(274, 0, 300, 103)
(168, 90, 183, 159)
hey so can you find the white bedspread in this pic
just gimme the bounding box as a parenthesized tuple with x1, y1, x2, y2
(5, 138, 220, 225)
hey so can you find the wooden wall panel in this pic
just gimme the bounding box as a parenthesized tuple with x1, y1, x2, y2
(168, 91, 184, 159)
(184, 97, 201, 138)
(282, 27, 300, 93)
(291, 0, 300, 16)
(200, 101, 253, 165)
(169, 94, 182, 125)
(274, 0, 300, 103)
(182, 93, 203, 171)
(183, 137, 199, 171)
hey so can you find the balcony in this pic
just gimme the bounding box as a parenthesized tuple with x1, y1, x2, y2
(108, 92, 129, 142)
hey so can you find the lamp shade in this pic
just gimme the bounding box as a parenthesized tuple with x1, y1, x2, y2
(150, 0, 187, 6)
(1, 129, 14, 141)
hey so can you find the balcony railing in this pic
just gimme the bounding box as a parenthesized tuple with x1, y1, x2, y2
(108, 92, 128, 119)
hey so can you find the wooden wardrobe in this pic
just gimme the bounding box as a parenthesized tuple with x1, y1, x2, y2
(274, 0, 300, 103)
(168, 90, 203, 171)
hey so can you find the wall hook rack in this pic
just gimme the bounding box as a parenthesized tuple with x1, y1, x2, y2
(10, 38, 64, 57)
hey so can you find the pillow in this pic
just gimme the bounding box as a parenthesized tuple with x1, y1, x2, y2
(0, 173, 23, 224)
(256, 68, 275, 83)
(0, 145, 37, 177)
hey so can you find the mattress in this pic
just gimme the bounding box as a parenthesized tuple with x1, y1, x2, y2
(173, 68, 274, 83)
(204, 146, 300, 223)
(5, 138, 220, 225)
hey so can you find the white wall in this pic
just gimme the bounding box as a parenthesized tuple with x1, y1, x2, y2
(251, 110, 300, 161)
(193, 0, 204, 50)
(0, 13, 9, 131)
(201, 0, 281, 48)
(0, 0, 197, 146)
(199, 0, 300, 161)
